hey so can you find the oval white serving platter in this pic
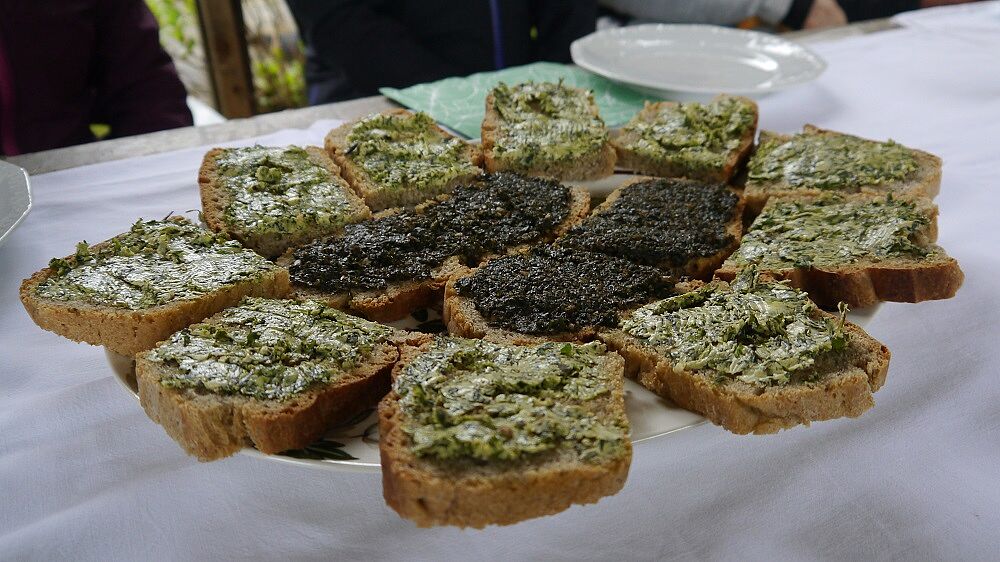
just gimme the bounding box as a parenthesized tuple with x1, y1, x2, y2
(571, 24, 826, 98)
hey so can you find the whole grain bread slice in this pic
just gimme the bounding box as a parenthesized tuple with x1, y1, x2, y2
(559, 176, 744, 280)
(325, 109, 484, 211)
(610, 95, 758, 183)
(600, 277, 891, 435)
(378, 338, 631, 528)
(481, 86, 616, 181)
(199, 146, 370, 258)
(716, 194, 963, 308)
(280, 183, 591, 322)
(19, 218, 290, 357)
(135, 299, 419, 461)
(744, 125, 942, 215)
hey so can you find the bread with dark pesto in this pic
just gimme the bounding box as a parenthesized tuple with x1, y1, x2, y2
(378, 337, 631, 528)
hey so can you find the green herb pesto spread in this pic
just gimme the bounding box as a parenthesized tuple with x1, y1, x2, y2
(491, 81, 608, 168)
(396, 338, 628, 463)
(148, 298, 393, 400)
(36, 219, 276, 310)
(345, 111, 479, 190)
(729, 195, 933, 270)
(621, 96, 755, 173)
(215, 145, 358, 236)
(623, 269, 848, 386)
(748, 132, 919, 190)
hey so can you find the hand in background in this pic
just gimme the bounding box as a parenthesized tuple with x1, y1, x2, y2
(803, 0, 848, 29)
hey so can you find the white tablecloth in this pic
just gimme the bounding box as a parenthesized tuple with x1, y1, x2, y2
(2, 7, 1000, 560)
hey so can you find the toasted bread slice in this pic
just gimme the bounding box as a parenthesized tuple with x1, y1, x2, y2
(20, 218, 289, 357)
(558, 176, 744, 279)
(379, 337, 631, 528)
(744, 125, 942, 215)
(444, 246, 677, 344)
(325, 109, 483, 211)
(135, 298, 409, 461)
(716, 193, 963, 308)
(482, 82, 615, 181)
(283, 174, 590, 322)
(199, 145, 370, 258)
(611, 95, 758, 183)
(600, 271, 891, 434)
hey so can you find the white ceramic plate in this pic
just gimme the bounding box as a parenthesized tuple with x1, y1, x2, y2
(571, 24, 826, 98)
(0, 160, 32, 248)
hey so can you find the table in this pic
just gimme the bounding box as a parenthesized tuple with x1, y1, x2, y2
(2, 7, 999, 560)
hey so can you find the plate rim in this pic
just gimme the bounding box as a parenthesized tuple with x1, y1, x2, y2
(570, 23, 827, 95)
(0, 161, 33, 247)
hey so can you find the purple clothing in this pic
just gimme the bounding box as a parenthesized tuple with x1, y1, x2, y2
(0, 0, 193, 155)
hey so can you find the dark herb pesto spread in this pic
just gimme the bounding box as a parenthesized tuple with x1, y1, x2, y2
(396, 338, 628, 462)
(748, 132, 919, 190)
(289, 173, 571, 293)
(621, 96, 755, 173)
(623, 269, 848, 386)
(728, 194, 933, 270)
(345, 111, 480, 190)
(491, 81, 608, 168)
(214, 145, 360, 236)
(148, 298, 393, 400)
(454, 246, 675, 334)
(558, 178, 739, 271)
(36, 219, 276, 310)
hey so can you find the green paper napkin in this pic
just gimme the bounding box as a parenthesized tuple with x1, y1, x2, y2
(380, 62, 655, 138)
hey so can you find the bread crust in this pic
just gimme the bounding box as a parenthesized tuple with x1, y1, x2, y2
(378, 341, 631, 528)
(199, 146, 370, 258)
(134, 316, 412, 461)
(19, 224, 291, 357)
(281, 186, 591, 322)
(600, 316, 891, 435)
(744, 125, 943, 216)
(325, 109, 484, 211)
(610, 95, 759, 183)
(481, 91, 616, 181)
(716, 194, 963, 308)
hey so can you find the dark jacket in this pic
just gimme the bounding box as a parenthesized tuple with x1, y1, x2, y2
(0, 0, 192, 156)
(287, 0, 597, 104)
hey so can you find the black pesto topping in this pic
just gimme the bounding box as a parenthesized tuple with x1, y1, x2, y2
(453, 246, 676, 335)
(289, 173, 571, 293)
(558, 178, 739, 271)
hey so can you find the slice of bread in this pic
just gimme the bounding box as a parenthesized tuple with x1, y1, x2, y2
(611, 95, 758, 183)
(716, 193, 963, 308)
(744, 125, 942, 215)
(325, 109, 483, 211)
(20, 217, 290, 357)
(444, 246, 677, 345)
(282, 174, 591, 322)
(378, 337, 631, 528)
(199, 145, 370, 258)
(482, 82, 615, 181)
(135, 298, 411, 461)
(558, 176, 744, 279)
(600, 272, 891, 434)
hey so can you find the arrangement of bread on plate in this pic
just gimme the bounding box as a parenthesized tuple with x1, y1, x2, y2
(20, 81, 963, 529)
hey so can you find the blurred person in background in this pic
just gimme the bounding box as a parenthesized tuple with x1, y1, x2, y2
(0, 0, 192, 156)
(600, 0, 984, 30)
(287, 0, 597, 104)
